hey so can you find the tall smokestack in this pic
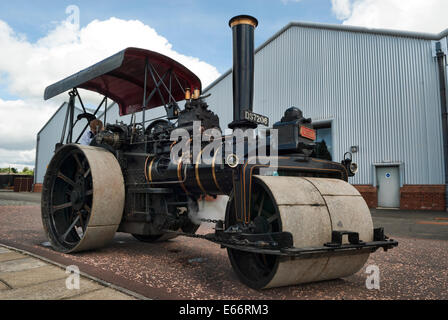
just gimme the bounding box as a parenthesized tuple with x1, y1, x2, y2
(228, 15, 258, 130)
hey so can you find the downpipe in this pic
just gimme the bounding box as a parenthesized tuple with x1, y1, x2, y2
(436, 44, 448, 211)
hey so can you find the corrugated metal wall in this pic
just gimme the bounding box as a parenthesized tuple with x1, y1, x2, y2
(35, 100, 170, 183)
(204, 26, 445, 186)
(35, 103, 89, 183)
(35, 95, 175, 184)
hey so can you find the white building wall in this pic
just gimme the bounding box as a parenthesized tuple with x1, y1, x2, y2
(35, 103, 90, 183)
(35, 99, 170, 184)
(36, 23, 448, 187)
(204, 25, 445, 186)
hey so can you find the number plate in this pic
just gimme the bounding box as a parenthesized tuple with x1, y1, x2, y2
(300, 126, 316, 141)
(243, 110, 270, 126)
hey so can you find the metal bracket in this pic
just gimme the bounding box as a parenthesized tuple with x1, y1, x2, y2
(432, 39, 448, 58)
(324, 230, 364, 248)
(213, 229, 294, 249)
(173, 226, 398, 257)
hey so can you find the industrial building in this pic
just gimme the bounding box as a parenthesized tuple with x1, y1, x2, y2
(34, 102, 87, 191)
(204, 22, 448, 211)
(34, 100, 159, 190)
(35, 21, 448, 211)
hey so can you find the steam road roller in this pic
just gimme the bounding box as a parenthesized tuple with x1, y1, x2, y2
(41, 15, 397, 289)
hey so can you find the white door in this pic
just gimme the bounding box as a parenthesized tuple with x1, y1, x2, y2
(377, 166, 400, 208)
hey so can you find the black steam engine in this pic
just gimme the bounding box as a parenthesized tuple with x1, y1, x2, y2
(41, 15, 397, 289)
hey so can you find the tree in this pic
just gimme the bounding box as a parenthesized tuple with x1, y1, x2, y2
(21, 167, 34, 176)
(0, 167, 33, 175)
(311, 140, 332, 161)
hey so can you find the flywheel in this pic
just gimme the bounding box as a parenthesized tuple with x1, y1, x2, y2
(226, 176, 374, 289)
(41, 144, 125, 253)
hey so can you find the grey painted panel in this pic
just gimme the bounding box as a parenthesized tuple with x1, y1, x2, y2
(36, 102, 168, 183)
(35, 105, 89, 183)
(205, 25, 445, 185)
(377, 166, 400, 208)
(37, 25, 446, 186)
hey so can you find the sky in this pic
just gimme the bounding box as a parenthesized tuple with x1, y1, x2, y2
(1, 0, 448, 170)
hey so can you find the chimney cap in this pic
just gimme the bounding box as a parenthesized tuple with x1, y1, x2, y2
(229, 15, 258, 28)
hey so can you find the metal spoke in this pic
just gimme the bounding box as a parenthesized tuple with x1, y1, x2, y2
(257, 193, 265, 217)
(251, 191, 260, 207)
(85, 189, 93, 196)
(84, 204, 91, 213)
(267, 214, 280, 224)
(83, 168, 91, 178)
(61, 215, 80, 241)
(77, 211, 85, 232)
(53, 202, 73, 212)
(57, 172, 75, 187)
(73, 153, 85, 174)
(252, 204, 271, 218)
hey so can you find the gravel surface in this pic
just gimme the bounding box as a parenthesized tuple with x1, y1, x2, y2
(0, 203, 447, 300)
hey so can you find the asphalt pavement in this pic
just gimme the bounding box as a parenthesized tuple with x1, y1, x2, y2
(0, 190, 41, 205)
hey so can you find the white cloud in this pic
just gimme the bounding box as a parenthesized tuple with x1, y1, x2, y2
(0, 148, 36, 169)
(331, 0, 352, 20)
(0, 17, 221, 169)
(0, 18, 220, 100)
(331, 0, 448, 33)
(0, 98, 58, 151)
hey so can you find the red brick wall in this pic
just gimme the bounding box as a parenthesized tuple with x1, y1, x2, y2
(354, 184, 446, 211)
(33, 183, 43, 193)
(354, 185, 378, 208)
(400, 185, 446, 211)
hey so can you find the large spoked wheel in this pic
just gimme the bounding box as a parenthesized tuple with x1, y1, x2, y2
(41, 144, 125, 253)
(226, 179, 282, 290)
(226, 176, 374, 290)
(46, 148, 92, 251)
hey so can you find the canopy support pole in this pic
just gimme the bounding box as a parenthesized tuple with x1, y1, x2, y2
(67, 91, 76, 144)
(73, 88, 87, 114)
(148, 63, 167, 109)
(142, 58, 149, 131)
(104, 97, 108, 125)
(74, 96, 107, 144)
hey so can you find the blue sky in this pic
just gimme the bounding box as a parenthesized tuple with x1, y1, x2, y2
(0, 0, 338, 74)
(0, 0, 340, 169)
(2, 0, 448, 169)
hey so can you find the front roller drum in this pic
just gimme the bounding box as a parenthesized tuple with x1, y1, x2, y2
(41, 144, 125, 253)
(226, 176, 374, 289)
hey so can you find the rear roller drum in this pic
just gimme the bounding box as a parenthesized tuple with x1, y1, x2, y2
(41, 144, 125, 253)
(226, 176, 374, 289)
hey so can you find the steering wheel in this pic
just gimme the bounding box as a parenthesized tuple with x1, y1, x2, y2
(145, 119, 173, 136)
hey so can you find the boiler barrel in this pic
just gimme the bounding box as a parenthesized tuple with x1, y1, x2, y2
(146, 149, 233, 196)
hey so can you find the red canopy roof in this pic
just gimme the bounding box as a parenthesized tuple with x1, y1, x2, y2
(44, 47, 202, 116)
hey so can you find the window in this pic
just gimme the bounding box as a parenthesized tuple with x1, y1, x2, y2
(313, 123, 333, 161)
